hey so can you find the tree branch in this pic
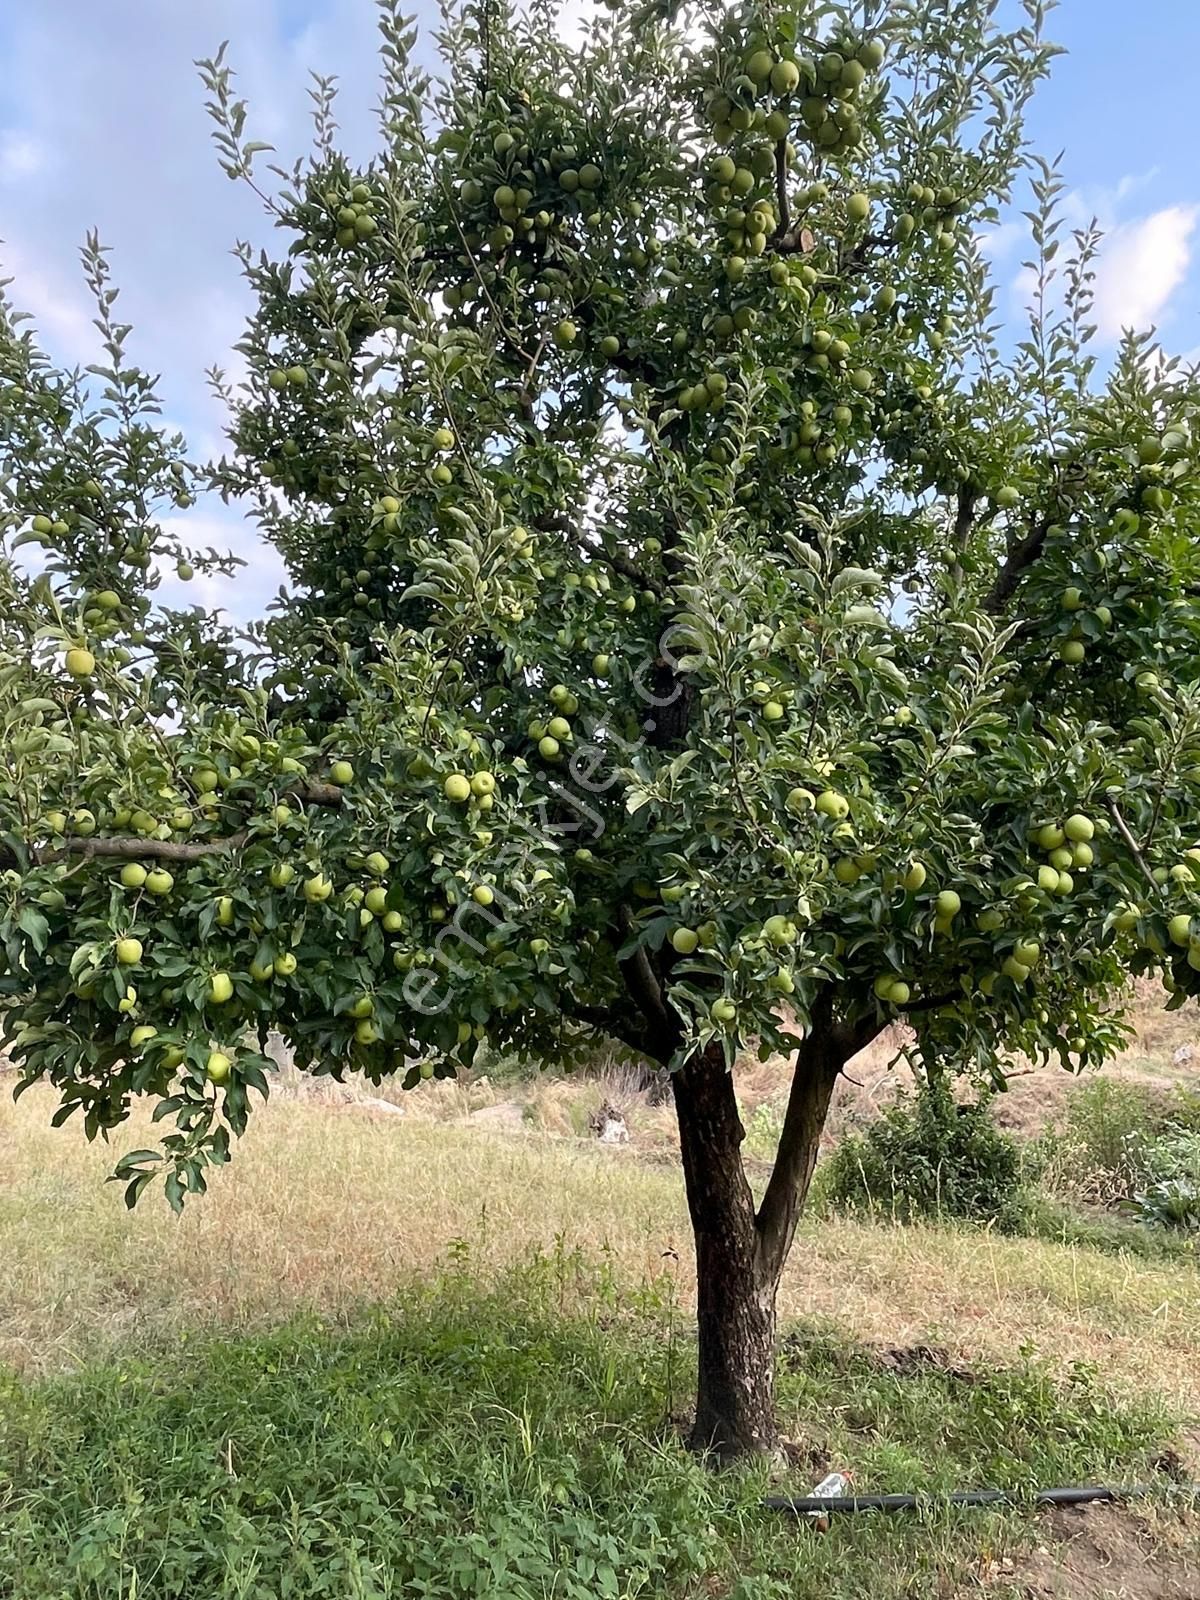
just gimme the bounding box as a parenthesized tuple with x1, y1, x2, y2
(2, 781, 344, 871)
(1107, 798, 1159, 890)
(562, 1000, 654, 1058)
(617, 905, 678, 1052)
(754, 995, 841, 1282)
(30, 833, 247, 866)
(982, 514, 1051, 613)
(771, 140, 790, 242)
(953, 484, 978, 551)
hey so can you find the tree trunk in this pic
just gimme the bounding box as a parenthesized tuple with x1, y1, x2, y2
(672, 1042, 777, 1459)
(671, 1006, 859, 1460)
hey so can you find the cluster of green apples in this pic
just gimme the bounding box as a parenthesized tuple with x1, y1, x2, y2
(461, 152, 603, 258)
(888, 180, 967, 253)
(1027, 813, 1096, 898)
(527, 681, 580, 763)
(1057, 574, 1115, 665)
(676, 368, 729, 413)
(442, 768, 499, 808)
(294, 179, 380, 253)
(704, 34, 885, 160)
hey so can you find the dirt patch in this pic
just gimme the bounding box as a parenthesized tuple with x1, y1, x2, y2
(468, 1101, 528, 1132)
(1012, 1502, 1200, 1598)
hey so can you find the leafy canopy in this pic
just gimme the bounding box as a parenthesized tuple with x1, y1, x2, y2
(3, 0, 1200, 1207)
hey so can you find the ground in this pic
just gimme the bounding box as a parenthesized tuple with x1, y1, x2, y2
(1, 988, 1198, 1597)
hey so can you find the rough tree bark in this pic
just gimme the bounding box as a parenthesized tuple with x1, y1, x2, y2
(671, 1000, 868, 1459)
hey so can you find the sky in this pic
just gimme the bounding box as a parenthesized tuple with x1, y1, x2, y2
(2, 1, 1198, 623)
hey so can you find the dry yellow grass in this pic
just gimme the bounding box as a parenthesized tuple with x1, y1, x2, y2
(3, 1083, 1198, 1428)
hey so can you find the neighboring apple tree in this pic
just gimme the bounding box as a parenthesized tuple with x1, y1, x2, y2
(4, 0, 1200, 1458)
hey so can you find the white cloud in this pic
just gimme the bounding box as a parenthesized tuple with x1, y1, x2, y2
(1091, 205, 1199, 340)
(0, 130, 46, 181)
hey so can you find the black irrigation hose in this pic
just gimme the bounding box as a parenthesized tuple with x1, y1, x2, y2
(765, 1484, 1200, 1516)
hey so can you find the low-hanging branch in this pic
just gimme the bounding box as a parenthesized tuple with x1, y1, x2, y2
(2, 779, 344, 871)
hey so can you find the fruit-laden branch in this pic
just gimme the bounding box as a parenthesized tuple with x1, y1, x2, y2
(1, 781, 344, 869)
(982, 514, 1052, 613)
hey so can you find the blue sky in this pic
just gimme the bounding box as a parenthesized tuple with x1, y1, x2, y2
(2, 2, 1197, 621)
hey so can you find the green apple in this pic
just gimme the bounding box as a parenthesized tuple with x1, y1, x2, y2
(815, 789, 849, 820)
(902, 860, 927, 892)
(383, 910, 404, 933)
(206, 1051, 232, 1084)
(846, 192, 870, 224)
(330, 759, 354, 785)
(115, 937, 143, 966)
(1112, 903, 1140, 932)
(935, 890, 961, 918)
(671, 927, 699, 955)
(129, 1025, 158, 1049)
(209, 971, 234, 1005)
(538, 736, 561, 760)
(444, 773, 472, 802)
(786, 787, 816, 813)
(270, 862, 295, 888)
(1168, 913, 1193, 947)
(473, 884, 495, 907)
(65, 647, 96, 679)
(250, 957, 275, 983)
(1036, 823, 1065, 850)
(303, 873, 334, 903)
(711, 997, 738, 1024)
(216, 896, 234, 927)
(1013, 940, 1041, 968)
(274, 952, 298, 977)
(1048, 846, 1074, 871)
(470, 771, 496, 797)
(349, 995, 374, 1019)
(1001, 956, 1030, 983)
(763, 914, 798, 946)
(365, 887, 388, 915)
(145, 870, 174, 896)
(355, 1019, 379, 1045)
(365, 851, 390, 877)
(1072, 842, 1094, 868)
(1063, 814, 1094, 843)
(889, 981, 911, 1005)
(120, 863, 147, 889)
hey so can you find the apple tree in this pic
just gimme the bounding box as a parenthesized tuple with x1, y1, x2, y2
(4, 0, 1200, 1458)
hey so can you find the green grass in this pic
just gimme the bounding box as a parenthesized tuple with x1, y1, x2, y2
(0, 1249, 1187, 1600)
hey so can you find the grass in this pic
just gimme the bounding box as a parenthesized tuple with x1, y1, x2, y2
(0, 1260, 1188, 1600)
(3, 1081, 1200, 1597)
(4, 1086, 1200, 1419)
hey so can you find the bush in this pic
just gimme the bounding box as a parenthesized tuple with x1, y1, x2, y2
(1036, 1079, 1200, 1206)
(821, 1075, 1023, 1226)
(1127, 1129, 1200, 1232)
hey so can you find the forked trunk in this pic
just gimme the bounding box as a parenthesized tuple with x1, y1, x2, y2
(671, 1014, 849, 1460)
